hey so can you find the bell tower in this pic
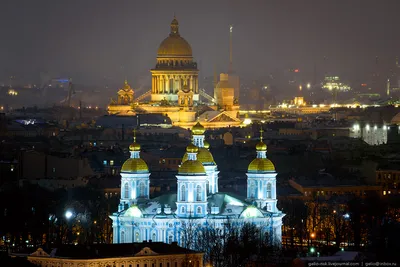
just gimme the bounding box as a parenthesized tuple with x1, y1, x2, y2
(246, 129, 278, 212)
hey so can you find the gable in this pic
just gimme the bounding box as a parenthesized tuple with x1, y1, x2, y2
(134, 247, 159, 256)
(30, 248, 49, 257)
(208, 113, 239, 122)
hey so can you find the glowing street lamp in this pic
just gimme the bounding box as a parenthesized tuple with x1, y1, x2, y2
(65, 210, 73, 220)
(307, 83, 311, 89)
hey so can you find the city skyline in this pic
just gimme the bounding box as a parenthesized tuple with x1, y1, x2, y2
(1, 0, 400, 88)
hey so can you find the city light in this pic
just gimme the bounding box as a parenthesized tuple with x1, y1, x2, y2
(307, 83, 311, 89)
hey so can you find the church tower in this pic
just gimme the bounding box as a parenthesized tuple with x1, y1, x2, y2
(176, 143, 208, 218)
(182, 121, 219, 194)
(246, 129, 278, 212)
(118, 129, 150, 211)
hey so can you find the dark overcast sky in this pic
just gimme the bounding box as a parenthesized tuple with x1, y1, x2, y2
(0, 0, 399, 86)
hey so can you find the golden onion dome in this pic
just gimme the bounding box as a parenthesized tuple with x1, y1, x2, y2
(179, 160, 206, 175)
(182, 147, 215, 165)
(121, 158, 149, 173)
(204, 141, 210, 149)
(129, 142, 141, 151)
(192, 121, 205, 135)
(157, 17, 192, 57)
(255, 141, 267, 151)
(186, 143, 198, 153)
(248, 158, 275, 173)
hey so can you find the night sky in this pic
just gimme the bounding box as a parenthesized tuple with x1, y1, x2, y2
(1, 0, 399, 86)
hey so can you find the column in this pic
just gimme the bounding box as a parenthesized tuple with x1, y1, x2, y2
(166, 76, 170, 94)
(151, 76, 154, 93)
(190, 76, 193, 90)
(156, 76, 159, 94)
(195, 76, 198, 93)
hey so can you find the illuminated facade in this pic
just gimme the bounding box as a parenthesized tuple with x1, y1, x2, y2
(110, 123, 284, 246)
(107, 16, 243, 129)
(108, 80, 136, 115)
(151, 16, 199, 102)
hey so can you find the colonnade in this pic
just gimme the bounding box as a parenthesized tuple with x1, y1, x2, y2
(152, 74, 198, 94)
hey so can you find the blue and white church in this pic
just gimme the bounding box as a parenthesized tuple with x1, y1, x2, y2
(110, 122, 284, 245)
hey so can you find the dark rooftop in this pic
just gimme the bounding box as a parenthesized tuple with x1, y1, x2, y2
(43, 242, 200, 259)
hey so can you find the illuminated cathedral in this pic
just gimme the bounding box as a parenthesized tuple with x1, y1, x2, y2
(107, 16, 242, 129)
(110, 122, 284, 246)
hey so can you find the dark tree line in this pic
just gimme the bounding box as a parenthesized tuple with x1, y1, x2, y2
(181, 219, 283, 267)
(280, 192, 400, 261)
(0, 184, 118, 251)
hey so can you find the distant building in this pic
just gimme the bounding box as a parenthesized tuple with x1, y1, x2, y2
(28, 243, 203, 267)
(350, 123, 388, 145)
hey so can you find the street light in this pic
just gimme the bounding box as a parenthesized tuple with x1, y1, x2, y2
(65, 210, 73, 219)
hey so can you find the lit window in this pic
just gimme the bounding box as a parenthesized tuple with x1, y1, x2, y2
(383, 191, 387, 195)
(110, 160, 114, 166)
(52, 168, 56, 173)
(103, 160, 107, 165)
(10, 165, 14, 172)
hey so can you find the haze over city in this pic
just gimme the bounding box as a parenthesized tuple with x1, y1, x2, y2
(1, 0, 400, 89)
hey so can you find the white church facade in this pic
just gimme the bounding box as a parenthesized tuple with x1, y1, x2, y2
(110, 122, 284, 246)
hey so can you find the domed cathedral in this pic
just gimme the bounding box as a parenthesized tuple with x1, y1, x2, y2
(151, 16, 199, 103)
(110, 124, 284, 246)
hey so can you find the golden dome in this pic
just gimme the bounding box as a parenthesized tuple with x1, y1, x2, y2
(182, 148, 215, 165)
(204, 141, 210, 149)
(121, 158, 149, 173)
(157, 17, 192, 57)
(255, 141, 267, 151)
(248, 158, 275, 173)
(192, 121, 205, 135)
(129, 142, 141, 151)
(186, 143, 198, 153)
(179, 160, 206, 175)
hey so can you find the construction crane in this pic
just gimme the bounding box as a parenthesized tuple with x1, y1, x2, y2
(59, 79, 75, 107)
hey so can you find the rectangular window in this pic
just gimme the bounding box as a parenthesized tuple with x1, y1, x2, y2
(103, 160, 107, 165)
(52, 167, 56, 173)
(10, 165, 14, 172)
(110, 160, 114, 166)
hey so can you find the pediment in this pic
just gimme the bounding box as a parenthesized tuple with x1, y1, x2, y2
(134, 247, 159, 256)
(30, 248, 49, 257)
(208, 113, 239, 122)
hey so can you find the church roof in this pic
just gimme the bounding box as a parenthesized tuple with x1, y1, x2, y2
(34, 243, 199, 259)
(117, 192, 272, 219)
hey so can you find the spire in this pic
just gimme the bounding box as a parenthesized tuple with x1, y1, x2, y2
(228, 25, 233, 74)
(260, 128, 264, 142)
(170, 15, 179, 35)
(133, 128, 137, 143)
(129, 128, 141, 154)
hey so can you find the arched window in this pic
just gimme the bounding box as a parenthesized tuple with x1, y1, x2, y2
(180, 185, 186, 201)
(249, 181, 256, 198)
(266, 183, 272, 198)
(181, 206, 185, 214)
(197, 206, 202, 214)
(196, 185, 202, 201)
(168, 235, 173, 244)
(121, 231, 125, 243)
(124, 183, 129, 199)
(152, 232, 156, 242)
(139, 182, 145, 197)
